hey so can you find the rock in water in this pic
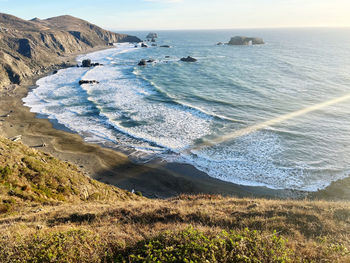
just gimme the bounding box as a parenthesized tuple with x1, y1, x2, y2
(81, 60, 102, 67)
(228, 36, 264, 45)
(141, 43, 148, 48)
(82, 59, 91, 67)
(160, 45, 171, 48)
(79, 80, 99, 85)
(146, 32, 158, 39)
(180, 56, 197, 62)
(138, 59, 147, 66)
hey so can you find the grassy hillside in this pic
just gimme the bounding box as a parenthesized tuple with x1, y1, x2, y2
(1, 136, 350, 262)
(0, 136, 138, 216)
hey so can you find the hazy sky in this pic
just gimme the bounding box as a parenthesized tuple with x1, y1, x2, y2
(1, 0, 349, 30)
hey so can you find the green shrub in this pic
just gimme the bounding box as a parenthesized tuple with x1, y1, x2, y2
(134, 191, 142, 197)
(0, 166, 12, 180)
(0, 229, 103, 263)
(119, 227, 293, 263)
(0, 203, 12, 214)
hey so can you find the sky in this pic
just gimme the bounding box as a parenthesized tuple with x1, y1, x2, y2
(0, 0, 349, 30)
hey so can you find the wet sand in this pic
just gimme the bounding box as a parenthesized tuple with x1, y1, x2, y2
(0, 46, 337, 200)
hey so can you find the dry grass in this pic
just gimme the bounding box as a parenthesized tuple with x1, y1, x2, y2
(1, 136, 350, 262)
(1, 196, 349, 262)
(0, 136, 138, 216)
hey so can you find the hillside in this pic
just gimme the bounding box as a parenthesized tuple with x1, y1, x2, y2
(0, 136, 139, 215)
(0, 136, 350, 262)
(0, 13, 141, 87)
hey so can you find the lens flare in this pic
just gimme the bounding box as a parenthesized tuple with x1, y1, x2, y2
(191, 93, 350, 150)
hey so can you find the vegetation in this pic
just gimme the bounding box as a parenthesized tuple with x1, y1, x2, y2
(0, 136, 137, 216)
(1, 136, 350, 262)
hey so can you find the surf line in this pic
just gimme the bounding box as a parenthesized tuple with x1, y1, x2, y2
(190, 92, 350, 150)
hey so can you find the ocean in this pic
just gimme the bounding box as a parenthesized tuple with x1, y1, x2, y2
(23, 28, 350, 191)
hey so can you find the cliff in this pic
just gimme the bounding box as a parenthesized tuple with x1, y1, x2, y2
(0, 13, 141, 87)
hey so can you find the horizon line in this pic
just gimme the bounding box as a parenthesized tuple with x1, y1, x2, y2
(109, 25, 350, 32)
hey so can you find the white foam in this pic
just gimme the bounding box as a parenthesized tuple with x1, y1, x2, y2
(23, 41, 349, 192)
(79, 65, 213, 152)
(172, 132, 311, 191)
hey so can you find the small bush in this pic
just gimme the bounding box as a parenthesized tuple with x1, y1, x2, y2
(0, 203, 12, 214)
(0, 166, 12, 180)
(119, 227, 293, 263)
(0, 229, 103, 263)
(134, 191, 142, 197)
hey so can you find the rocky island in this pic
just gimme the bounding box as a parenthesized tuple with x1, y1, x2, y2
(228, 36, 265, 45)
(146, 32, 158, 39)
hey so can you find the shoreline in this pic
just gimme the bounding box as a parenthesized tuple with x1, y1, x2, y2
(1, 45, 344, 200)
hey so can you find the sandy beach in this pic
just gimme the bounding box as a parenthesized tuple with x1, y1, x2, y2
(0, 45, 339, 200)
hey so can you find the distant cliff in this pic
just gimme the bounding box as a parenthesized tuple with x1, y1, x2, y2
(0, 13, 141, 87)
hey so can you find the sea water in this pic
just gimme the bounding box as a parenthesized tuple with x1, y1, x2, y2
(23, 28, 350, 191)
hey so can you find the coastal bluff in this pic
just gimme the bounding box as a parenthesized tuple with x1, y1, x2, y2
(0, 13, 141, 87)
(228, 36, 264, 45)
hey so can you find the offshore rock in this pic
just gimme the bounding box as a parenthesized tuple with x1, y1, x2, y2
(146, 32, 158, 39)
(79, 80, 99, 85)
(82, 59, 91, 67)
(228, 36, 264, 45)
(180, 56, 197, 62)
(138, 59, 147, 66)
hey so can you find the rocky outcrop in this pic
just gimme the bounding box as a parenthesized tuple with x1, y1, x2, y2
(146, 32, 158, 39)
(228, 36, 264, 45)
(80, 59, 102, 67)
(0, 13, 141, 88)
(82, 59, 92, 67)
(17, 38, 32, 58)
(138, 59, 147, 66)
(79, 80, 99, 85)
(180, 56, 197, 62)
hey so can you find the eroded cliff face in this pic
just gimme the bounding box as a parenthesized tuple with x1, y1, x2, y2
(0, 13, 141, 87)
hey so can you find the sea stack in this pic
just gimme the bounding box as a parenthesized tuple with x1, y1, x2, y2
(146, 32, 158, 39)
(228, 36, 264, 45)
(138, 59, 147, 66)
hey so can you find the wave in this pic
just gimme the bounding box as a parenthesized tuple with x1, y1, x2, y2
(81, 68, 213, 152)
(133, 73, 246, 124)
(23, 37, 350, 193)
